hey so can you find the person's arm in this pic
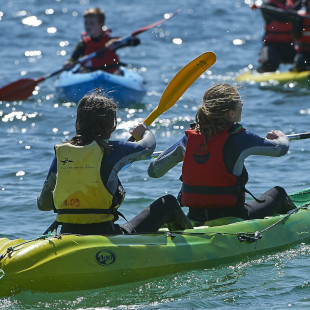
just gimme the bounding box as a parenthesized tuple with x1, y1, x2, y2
(128, 123, 156, 159)
(105, 124, 156, 174)
(63, 40, 85, 70)
(112, 37, 141, 50)
(227, 129, 289, 176)
(264, 129, 290, 154)
(103, 125, 156, 196)
(37, 157, 57, 211)
(148, 135, 187, 178)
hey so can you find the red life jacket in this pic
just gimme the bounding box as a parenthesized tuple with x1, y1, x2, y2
(180, 127, 246, 209)
(295, 12, 310, 53)
(263, 0, 294, 44)
(82, 31, 120, 73)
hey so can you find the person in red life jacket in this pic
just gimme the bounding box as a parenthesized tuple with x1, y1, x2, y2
(148, 84, 296, 224)
(37, 92, 192, 235)
(253, 0, 301, 72)
(63, 7, 140, 75)
(291, 0, 310, 71)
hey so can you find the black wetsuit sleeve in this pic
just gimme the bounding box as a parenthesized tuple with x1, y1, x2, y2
(102, 130, 156, 195)
(68, 40, 85, 62)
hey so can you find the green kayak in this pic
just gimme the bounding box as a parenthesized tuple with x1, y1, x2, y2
(0, 187, 310, 296)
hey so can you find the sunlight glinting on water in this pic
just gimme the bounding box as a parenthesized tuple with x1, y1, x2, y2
(1, 0, 310, 308)
(22, 16, 42, 27)
(2, 111, 38, 123)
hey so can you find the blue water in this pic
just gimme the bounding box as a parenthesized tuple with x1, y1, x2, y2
(1, 0, 310, 308)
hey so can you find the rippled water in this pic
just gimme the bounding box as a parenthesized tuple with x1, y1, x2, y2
(1, 0, 310, 308)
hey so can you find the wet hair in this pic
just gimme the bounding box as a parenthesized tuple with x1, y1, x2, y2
(68, 91, 117, 153)
(195, 84, 242, 143)
(83, 7, 105, 24)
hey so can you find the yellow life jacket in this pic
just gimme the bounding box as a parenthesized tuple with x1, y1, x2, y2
(53, 141, 115, 224)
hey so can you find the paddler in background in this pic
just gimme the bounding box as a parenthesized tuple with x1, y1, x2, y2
(37, 92, 193, 235)
(291, 0, 310, 71)
(63, 7, 140, 75)
(252, 0, 301, 72)
(148, 84, 296, 225)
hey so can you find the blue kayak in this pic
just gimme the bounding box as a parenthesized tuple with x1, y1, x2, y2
(54, 66, 147, 106)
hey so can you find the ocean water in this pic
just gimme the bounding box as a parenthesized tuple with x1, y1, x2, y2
(1, 0, 310, 308)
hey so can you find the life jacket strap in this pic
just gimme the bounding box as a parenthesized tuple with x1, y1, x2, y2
(181, 184, 238, 195)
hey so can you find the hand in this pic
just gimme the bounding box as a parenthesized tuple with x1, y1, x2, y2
(130, 123, 148, 141)
(127, 37, 140, 47)
(63, 61, 74, 70)
(266, 130, 286, 140)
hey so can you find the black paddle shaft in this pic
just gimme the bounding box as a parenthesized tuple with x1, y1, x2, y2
(288, 132, 310, 141)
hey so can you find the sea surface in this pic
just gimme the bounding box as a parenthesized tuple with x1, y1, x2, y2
(1, 0, 310, 309)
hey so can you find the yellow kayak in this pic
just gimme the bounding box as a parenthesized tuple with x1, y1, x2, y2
(1, 187, 310, 296)
(236, 70, 310, 84)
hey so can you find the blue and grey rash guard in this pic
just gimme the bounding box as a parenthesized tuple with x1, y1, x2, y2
(38, 130, 155, 211)
(148, 125, 289, 179)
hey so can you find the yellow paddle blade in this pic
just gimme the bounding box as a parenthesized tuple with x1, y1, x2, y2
(144, 51, 216, 126)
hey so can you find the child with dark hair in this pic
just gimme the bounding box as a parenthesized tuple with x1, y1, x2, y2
(38, 92, 192, 235)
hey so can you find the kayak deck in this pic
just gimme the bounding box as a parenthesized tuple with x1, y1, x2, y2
(0, 187, 310, 296)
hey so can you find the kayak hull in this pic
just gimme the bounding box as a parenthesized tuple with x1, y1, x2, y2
(54, 66, 146, 106)
(1, 188, 310, 296)
(236, 69, 310, 84)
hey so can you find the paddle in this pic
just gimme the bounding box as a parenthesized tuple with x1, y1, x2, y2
(251, 2, 309, 20)
(287, 132, 310, 141)
(127, 51, 216, 142)
(0, 9, 181, 102)
(130, 8, 181, 37)
(122, 130, 307, 171)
